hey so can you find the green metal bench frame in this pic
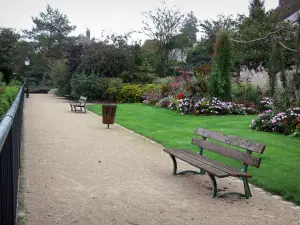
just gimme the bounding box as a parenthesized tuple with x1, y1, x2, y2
(164, 128, 266, 199)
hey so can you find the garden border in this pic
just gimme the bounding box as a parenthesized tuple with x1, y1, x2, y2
(86, 108, 300, 210)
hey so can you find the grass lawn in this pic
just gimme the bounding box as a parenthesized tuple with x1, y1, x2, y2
(87, 104, 300, 205)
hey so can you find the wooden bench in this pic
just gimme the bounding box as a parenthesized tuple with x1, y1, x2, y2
(69, 96, 87, 113)
(163, 128, 266, 199)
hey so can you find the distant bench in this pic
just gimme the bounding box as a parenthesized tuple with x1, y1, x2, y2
(163, 128, 266, 199)
(69, 96, 87, 113)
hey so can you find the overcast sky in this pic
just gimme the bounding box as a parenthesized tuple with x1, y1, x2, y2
(0, 0, 279, 42)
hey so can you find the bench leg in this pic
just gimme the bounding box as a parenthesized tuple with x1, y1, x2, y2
(170, 155, 177, 175)
(70, 104, 74, 111)
(84, 107, 87, 113)
(208, 173, 217, 198)
(243, 177, 252, 199)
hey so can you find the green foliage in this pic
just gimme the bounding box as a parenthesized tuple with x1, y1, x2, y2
(232, 83, 260, 104)
(24, 4, 76, 59)
(0, 28, 20, 83)
(103, 78, 123, 101)
(157, 96, 174, 108)
(117, 84, 143, 103)
(0, 72, 5, 87)
(198, 15, 238, 65)
(9, 79, 22, 86)
(70, 72, 104, 100)
(142, 84, 156, 94)
(294, 28, 300, 94)
(181, 11, 199, 46)
(48, 88, 59, 95)
(48, 59, 70, 96)
(209, 30, 233, 100)
(141, 1, 184, 77)
(0, 85, 20, 118)
(233, 0, 274, 71)
(250, 110, 274, 132)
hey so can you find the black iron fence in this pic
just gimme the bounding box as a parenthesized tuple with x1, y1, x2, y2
(0, 86, 24, 225)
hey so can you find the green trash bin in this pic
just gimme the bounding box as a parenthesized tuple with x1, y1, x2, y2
(102, 104, 117, 129)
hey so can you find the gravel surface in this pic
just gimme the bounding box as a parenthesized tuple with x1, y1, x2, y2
(24, 94, 300, 225)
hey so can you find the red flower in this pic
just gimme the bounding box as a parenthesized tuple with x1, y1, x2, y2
(177, 92, 184, 99)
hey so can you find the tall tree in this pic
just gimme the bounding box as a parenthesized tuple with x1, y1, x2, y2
(209, 30, 233, 100)
(141, 1, 184, 77)
(0, 28, 20, 83)
(233, 0, 273, 71)
(249, 0, 265, 19)
(199, 15, 238, 64)
(24, 4, 76, 60)
(181, 11, 199, 46)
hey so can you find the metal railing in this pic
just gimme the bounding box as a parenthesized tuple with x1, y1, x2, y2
(0, 86, 24, 225)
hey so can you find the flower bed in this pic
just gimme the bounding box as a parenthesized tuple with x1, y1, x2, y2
(173, 97, 257, 116)
(250, 107, 300, 135)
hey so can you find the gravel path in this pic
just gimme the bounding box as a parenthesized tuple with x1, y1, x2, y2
(24, 94, 300, 225)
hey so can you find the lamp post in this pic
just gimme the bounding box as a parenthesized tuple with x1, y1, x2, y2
(25, 56, 30, 98)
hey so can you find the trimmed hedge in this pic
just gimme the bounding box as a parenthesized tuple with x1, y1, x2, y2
(0, 86, 20, 118)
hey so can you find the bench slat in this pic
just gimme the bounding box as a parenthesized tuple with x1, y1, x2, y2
(195, 128, 266, 154)
(192, 138, 261, 168)
(175, 149, 252, 178)
(80, 96, 87, 101)
(164, 148, 230, 178)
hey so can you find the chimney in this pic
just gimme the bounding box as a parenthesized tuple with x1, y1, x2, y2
(86, 28, 90, 39)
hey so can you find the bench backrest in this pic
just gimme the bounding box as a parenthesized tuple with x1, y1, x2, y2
(192, 128, 266, 168)
(79, 96, 87, 105)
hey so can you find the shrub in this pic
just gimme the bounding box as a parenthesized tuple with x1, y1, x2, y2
(2, 86, 19, 105)
(0, 98, 9, 118)
(48, 88, 59, 95)
(250, 110, 274, 132)
(154, 76, 175, 97)
(70, 72, 104, 100)
(142, 84, 156, 94)
(154, 77, 176, 86)
(177, 97, 257, 116)
(168, 98, 178, 110)
(232, 83, 260, 104)
(0, 86, 20, 118)
(271, 108, 300, 134)
(157, 96, 174, 108)
(49, 59, 71, 96)
(178, 98, 195, 114)
(259, 97, 273, 112)
(9, 80, 22, 87)
(117, 84, 143, 103)
(103, 78, 123, 101)
(250, 107, 300, 135)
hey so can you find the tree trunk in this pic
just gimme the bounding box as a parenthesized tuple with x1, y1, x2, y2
(163, 49, 168, 77)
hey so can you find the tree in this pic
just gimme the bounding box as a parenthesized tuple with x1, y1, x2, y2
(209, 30, 233, 100)
(181, 11, 199, 46)
(48, 59, 70, 95)
(199, 15, 238, 64)
(249, 0, 265, 19)
(24, 4, 76, 60)
(76, 34, 141, 77)
(233, 0, 273, 71)
(0, 28, 20, 83)
(141, 1, 184, 77)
